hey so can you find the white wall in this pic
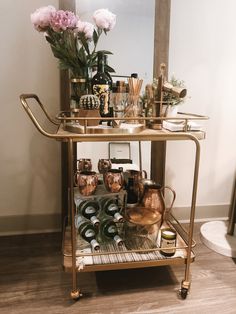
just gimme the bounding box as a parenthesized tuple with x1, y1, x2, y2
(0, 0, 60, 233)
(76, 0, 155, 175)
(168, 0, 236, 215)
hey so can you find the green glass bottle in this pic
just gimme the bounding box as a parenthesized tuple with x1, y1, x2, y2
(76, 199, 100, 227)
(75, 214, 100, 251)
(92, 51, 113, 123)
(99, 197, 124, 222)
(99, 217, 123, 246)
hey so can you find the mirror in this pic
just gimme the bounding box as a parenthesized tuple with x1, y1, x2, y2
(76, 0, 155, 87)
(75, 0, 156, 177)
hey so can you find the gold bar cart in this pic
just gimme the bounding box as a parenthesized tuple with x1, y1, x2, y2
(20, 94, 208, 300)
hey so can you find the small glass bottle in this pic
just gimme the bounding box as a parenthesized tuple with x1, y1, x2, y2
(75, 214, 100, 251)
(160, 228, 177, 256)
(76, 199, 100, 227)
(99, 217, 123, 246)
(99, 197, 124, 222)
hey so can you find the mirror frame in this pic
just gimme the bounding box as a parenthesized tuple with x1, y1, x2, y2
(59, 0, 171, 218)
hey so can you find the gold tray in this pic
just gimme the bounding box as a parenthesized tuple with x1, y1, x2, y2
(64, 122, 145, 134)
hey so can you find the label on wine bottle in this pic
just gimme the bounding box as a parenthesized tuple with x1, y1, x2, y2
(75, 215, 84, 229)
(85, 206, 96, 215)
(107, 225, 117, 234)
(93, 84, 110, 115)
(84, 229, 96, 238)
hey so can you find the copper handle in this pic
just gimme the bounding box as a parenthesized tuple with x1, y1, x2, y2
(74, 171, 80, 187)
(141, 170, 147, 179)
(161, 185, 176, 213)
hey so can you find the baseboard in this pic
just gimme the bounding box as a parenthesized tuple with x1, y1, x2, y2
(0, 213, 61, 236)
(0, 204, 230, 236)
(171, 204, 229, 222)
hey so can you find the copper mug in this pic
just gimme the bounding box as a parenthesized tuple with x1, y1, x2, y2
(77, 158, 92, 172)
(103, 169, 124, 193)
(75, 170, 98, 196)
(98, 159, 112, 174)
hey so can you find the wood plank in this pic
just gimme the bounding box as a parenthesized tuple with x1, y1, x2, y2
(0, 224, 236, 313)
(151, 0, 171, 186)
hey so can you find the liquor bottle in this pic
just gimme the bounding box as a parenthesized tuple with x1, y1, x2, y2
(126, 177, 139, 207)
(99, 197, 124, 222)
(104, 54, 113, 87)
(75, 214, 100, 251)
(104, 54, 114, 121)
(76, 199, 100, 227)
(92, 51, 113, 122)
(131, 73, 138, 78)
(99, 217, 123, 246)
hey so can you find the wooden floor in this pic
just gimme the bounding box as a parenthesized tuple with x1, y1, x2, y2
(0, 223, 236, 314)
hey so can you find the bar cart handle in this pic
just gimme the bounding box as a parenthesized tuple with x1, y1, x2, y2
(20, 94, 60, 138)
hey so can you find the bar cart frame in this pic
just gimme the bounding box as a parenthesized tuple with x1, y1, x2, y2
(20, 94, 208, 300)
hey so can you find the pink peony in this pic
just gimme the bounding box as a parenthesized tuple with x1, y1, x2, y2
(76, 20, 94, 39)
(93, 8, 116, 31)
(50, 10, 78, 32)
(31, 5, 56, 32)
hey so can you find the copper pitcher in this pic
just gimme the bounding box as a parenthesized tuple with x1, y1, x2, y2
(141, 183, 176, 224)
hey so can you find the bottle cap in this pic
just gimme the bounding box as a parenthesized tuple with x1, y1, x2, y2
(131, 73, 138, 78)
(90, 239, 100, 251)
(90, 216, 100, 227)
(114, 212, 124, 222)
(114, 235, 124, 246)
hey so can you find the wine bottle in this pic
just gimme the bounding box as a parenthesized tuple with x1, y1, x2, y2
(75, 214, 100, 251)
(126, 177, 139, 206)
(104, 54, 113, 87)
(92, 51, 113, 122)
(99, 217, 123, 246)
(99, 197, 124, 222)
(76, 199, 100, 227)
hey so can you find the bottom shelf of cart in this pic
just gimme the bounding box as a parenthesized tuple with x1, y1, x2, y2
(62, 225, 195, 272)
(63, 253, 195, 272)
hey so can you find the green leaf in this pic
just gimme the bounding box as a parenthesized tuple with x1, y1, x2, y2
(98, 50, 113, 55)
(80, 35, 90, 55)
(45, 35, 54, 45)
(105, 65, 115, 73)
(78, 46, 87, 64)
(93, 29, 98, 45)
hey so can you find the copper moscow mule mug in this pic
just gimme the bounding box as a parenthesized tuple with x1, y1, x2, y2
(77, 158, 92, 172)
(103, 169, 124, 193)
(98, 159, 112, 174)
(75, 170, 98, 196)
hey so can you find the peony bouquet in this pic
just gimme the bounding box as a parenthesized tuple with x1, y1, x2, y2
(31, 6, 116, 80)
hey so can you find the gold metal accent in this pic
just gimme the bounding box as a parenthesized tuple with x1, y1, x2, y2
(19, 94, 208, 296)
(70, 289, 81, 300)
(64, 122, 145, 134)
(70, 78, 86, 83)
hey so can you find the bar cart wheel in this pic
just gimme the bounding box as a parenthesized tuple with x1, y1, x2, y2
(70, 289, 82, 300)
(179, 287, 188, 299)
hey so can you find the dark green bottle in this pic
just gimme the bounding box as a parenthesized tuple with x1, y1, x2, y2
(75, 214, 100, 251)
(99, 197, 124, 222)
(76, 199, 100, 227)
(99, 217, 123, 246)
(92, 51, 113, 122)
